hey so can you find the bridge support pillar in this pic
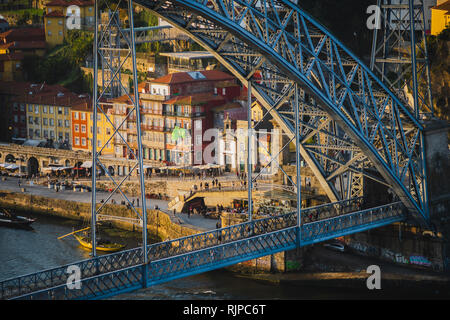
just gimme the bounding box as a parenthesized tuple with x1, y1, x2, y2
(423, 120, 450, 271)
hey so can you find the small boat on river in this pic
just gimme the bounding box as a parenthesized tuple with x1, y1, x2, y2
(73, 233, 125, 252)
(0, 210, 36, 229)
(58, 226, 126, 253)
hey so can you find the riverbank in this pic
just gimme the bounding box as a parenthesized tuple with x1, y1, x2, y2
(237, 271, 450, 289)
(0, 188, 202, 243)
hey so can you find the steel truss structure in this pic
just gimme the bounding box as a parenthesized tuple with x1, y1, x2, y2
(92, 0, 149, 268)
(1, 200, 405, 300)
(0, 0, 432, 300)
(370, 0, 434, 118)
(133, 0, 429, 223)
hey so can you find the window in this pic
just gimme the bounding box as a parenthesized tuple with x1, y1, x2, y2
(43, 118, 48, 126)
(34, 117, 39, 125)
(64, 108, 69, 116)
(65, 132, 69, 141)
(43, 130, 48, 138)
(195, 134, 202, 146)
(58, 119, 63, 127)
(34, 129, 40, 137)
(81, 125, 86, 133)
(65, 120, 69, 127)
(34, 105, 39, 114)
(81, 112, 86, 120)
(50, 130, 54, 138)
(20, 115, 25, 123)
(43, 106, 47, 114)
(29, 128, 33, 137)
(48, 31, 52, 36)
(74, 112, 79, 120)
(75, 137, 80, 146)
(74, 124, 79, 132)
(58, 107, 62, 115)
(47, 19, 51, 25)
(49, 118, 54, 126)
(81, 138, 86, 146)
(20, 104, 25, 112)
(28, 105, 32, 112)
(195, 151, 202, 163)
(49, 106, 54, 114)
(14, 115, 18, 123)
(58, 20, 62, 25)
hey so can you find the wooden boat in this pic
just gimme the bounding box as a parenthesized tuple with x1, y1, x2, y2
(73, 232, 126, 253)
(0, 210, 35, 229)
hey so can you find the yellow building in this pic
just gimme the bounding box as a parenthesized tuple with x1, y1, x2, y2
(0, 53, 23, 81)
(431, 0, 450, 35)
(14, 83, 90, 149)
(87, 105, 115, 156)
(44, 0, 95, 47)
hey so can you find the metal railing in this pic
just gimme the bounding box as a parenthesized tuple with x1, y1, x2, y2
(1, 200, 405, 300)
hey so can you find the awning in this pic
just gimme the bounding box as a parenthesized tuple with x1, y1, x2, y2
(1, 163, 19, 170)
(81, 161, 92, 168)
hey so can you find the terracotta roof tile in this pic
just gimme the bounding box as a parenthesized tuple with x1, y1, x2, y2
(152, 70, 235, 85)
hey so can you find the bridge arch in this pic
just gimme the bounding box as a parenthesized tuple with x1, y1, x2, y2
(135, 0, 428, 224)
(5, 154, 15, 163)
(27, 157, 39, 176)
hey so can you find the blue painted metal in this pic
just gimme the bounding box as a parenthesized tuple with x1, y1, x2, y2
(0, 0, 431, 301)
(1, 199, 406, 300)
(370, 0, 434, 117)
(134, 0, 429, 224)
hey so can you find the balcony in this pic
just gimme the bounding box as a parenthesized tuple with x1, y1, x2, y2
(141, 109, 163, 116)
(141, 124, 164, 132)
(163, 111, 192, 117)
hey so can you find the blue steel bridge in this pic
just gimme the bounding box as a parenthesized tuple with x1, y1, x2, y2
(0, 0, 433, 299)
(1, 199, 406, 300)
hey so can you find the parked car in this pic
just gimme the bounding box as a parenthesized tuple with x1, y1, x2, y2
(323, 241, 346, 252)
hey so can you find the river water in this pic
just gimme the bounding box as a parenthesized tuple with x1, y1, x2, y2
(1, 212, 448, 300)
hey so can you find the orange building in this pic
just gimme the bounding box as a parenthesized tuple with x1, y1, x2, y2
(71, 100, 90, 151)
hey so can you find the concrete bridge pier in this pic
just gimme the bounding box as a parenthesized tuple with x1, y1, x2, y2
(424, 120, 450, 271)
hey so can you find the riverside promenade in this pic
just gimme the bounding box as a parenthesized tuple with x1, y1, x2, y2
(0, 176, 219, 231)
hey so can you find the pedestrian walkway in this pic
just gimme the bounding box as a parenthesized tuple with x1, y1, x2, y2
(0, 176, 219, 232)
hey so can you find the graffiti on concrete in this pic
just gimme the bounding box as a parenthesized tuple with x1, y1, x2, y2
(409, 255, 432, 267)
(286, 260, 301, 271)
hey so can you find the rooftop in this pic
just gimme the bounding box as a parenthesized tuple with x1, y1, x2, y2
(0, 28, 45, 44)
(433, 1, 450, 13)
(13, 82, 90, 107)
(159, 51, 215, 60)
(152, 70, 235, 85)
(46, 0, 94, 7)
(45, 10, 65, 18)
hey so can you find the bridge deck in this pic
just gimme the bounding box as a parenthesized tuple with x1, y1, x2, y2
(0, 199, 406, 300)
